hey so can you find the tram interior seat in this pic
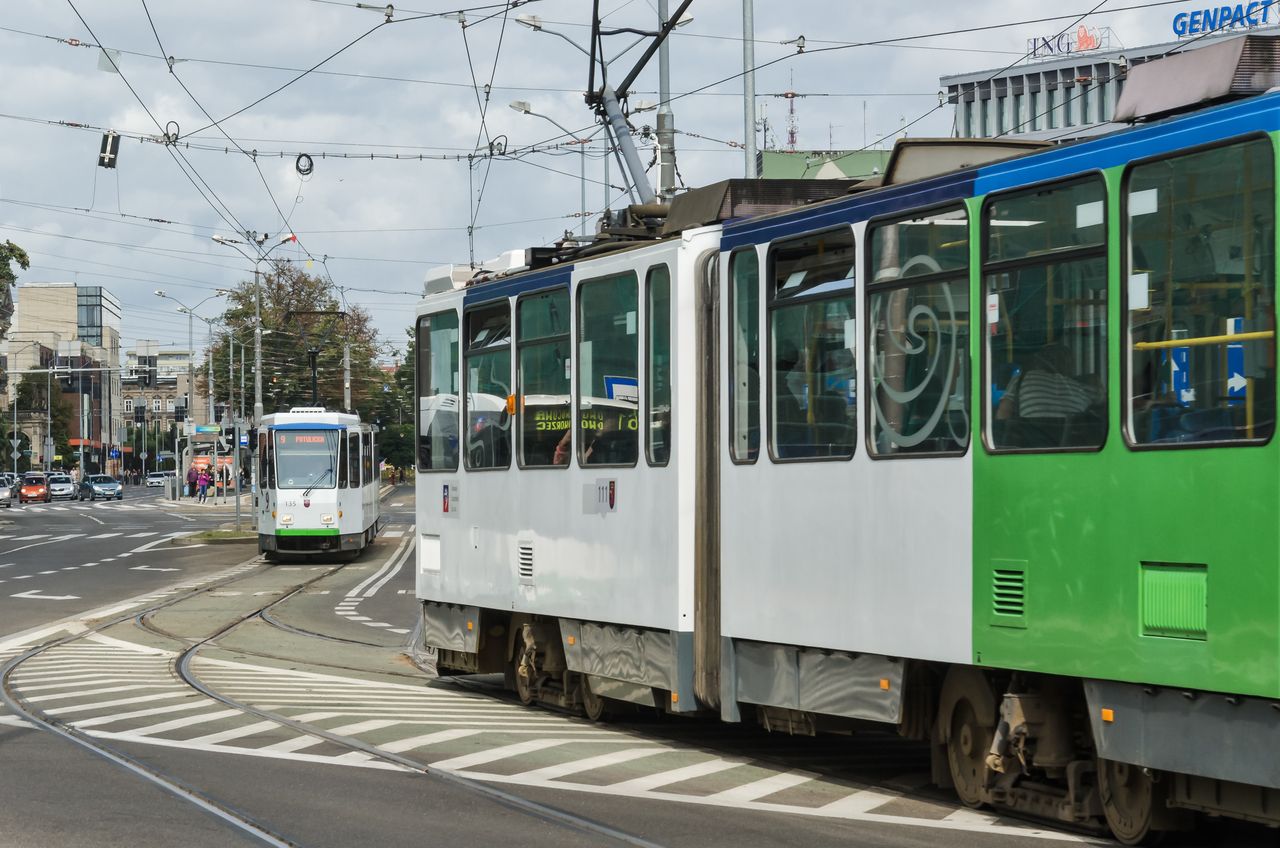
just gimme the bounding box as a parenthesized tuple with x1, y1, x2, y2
(992, 406, 1105, 449)
(1146, 406, 1239, 443)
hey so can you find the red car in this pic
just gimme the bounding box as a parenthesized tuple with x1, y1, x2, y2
(19, 473, 50, 504)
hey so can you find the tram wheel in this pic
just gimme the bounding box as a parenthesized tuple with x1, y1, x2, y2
(514, 664, 535, 706)
(579, 677, 609, 722)
(947, 696, 993, 808)
(1098, 758, 1168, 846)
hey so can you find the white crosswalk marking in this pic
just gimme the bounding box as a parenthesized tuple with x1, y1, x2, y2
(609, 759, 742, 792)
(431, 739, 578, 771)
(126, 532, 158, 538)
(704, 770, 813, 802)
(377, 728, 484, 753)
(511, 747, 668, 781)
(87, 533, 121, 539)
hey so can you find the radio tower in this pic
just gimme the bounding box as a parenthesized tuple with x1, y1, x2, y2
(778, 72, 802, 151)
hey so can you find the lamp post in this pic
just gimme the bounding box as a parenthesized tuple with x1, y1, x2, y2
(515, 12, 690, 206)
(154, 290, 227, 427)
(3, 340, 40, 476)
(211, 232, 296, 429)
(510, 102, 602, 237)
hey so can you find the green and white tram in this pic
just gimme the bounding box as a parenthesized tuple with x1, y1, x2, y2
(256, 407, 381, 560)
(415, 42, 1280, 842)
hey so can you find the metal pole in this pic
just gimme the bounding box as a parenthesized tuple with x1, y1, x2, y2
(188, 309, 195, 427)
(207, 322, 215, 423)
(11, 376, 16, 477)
(743, 0, 758, 178)
(656, 0, 676, 200)
(45, 364, 51, 472)
(233, 419, 241, 531)
(254, 264, 263, 426)
(600, 85, 657, 205)
(239, 344, 245, 420)
(343, 343, 351, 412)
(228, 333, 234, 428)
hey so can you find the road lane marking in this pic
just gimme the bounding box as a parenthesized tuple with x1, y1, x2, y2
(377, 728, 485, 753)
(128, 709, 244, 737)
(10, 590, 81, 600)
(430, 738, 578, 771)
(87, 533, 121, 539)
(703, 770, 814, 802)
(126, 532, 159, 538)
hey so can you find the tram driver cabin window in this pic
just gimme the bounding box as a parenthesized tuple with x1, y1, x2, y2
(1125, 137, 1276, 446)
(983, 176, 1108, 451)
(729, 249, 760, 463)
(578, 272, 639, 466)
(463, 303, 512, 470)
(415, 311, 459, 472)
(767, 227, 857, 460)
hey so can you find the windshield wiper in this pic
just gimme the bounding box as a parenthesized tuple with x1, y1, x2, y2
(303, 467, 334, 497)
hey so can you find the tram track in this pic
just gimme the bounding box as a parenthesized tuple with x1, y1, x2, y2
(3, 554, 667, 848)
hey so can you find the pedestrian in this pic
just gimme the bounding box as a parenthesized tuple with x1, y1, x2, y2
(186, 465, 198, 498)
(197, 468, 210, 503)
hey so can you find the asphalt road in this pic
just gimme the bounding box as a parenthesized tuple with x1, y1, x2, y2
(0, 486, 1273, 847)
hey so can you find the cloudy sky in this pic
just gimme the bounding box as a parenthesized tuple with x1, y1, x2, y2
(0, 0, 1207, 362)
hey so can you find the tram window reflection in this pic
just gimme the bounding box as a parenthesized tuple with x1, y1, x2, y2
(1125, 138, 1276, 447)
(464, 303, 512, 470)
(517, 289, 571, 468)
(578, 272, 639, 466)
(767, 227, 857, 461)
(868, 207, 971, 457)
(647, 265, 672, 466)
(983, 176, 1108, 451)
(416, 311, 460, 472)
(730, 249, 761, 463)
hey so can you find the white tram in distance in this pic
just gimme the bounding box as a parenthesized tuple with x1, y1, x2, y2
(256, 407, 381, 560)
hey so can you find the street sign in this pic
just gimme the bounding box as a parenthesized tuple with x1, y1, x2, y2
(9, 450, 19, 460)
(194, 425, 220, 434)
(109, 449, 120, 459)
(8, 438, 19, 448)
(239, 433, 249, 447)
(140, 451, 149, 460)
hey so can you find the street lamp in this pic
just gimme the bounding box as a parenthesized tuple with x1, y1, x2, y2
(516, 9, 692, 205)
(510, 101, 602, 236)
(154, 289, 228, 426)
(211, 231, 297, 429)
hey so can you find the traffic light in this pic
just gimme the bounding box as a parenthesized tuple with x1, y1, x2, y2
(133, 406, 146, 424)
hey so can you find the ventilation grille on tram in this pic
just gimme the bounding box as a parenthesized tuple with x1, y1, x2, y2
(517, 543, 535, 584)
(992, 568, 1026, 621)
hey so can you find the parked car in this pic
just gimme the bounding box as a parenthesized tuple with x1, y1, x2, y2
(145, 472, 168, 488)
(0, 478, 10, 508)
(47, 473, 76, 500)
(78, 474, 123, 501)
(19, 473, 50, 504)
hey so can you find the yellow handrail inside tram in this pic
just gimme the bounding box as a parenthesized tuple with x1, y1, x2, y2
(1132, 330, 1275, 350)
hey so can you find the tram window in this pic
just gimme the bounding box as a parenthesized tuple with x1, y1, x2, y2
(416, 310, 460, 472)
(578, 271, 639, 466)
(868, 207, 971, 457)
(275, 430, 339, 490)
(1125, 139, 1276, 447)
(338, 431, 349, 488)
(463, 303, 512, 470)
(984, 176, 1108, 451)
(516, 289, 570, 468)
(363, 430, 374, 485)
(767, 227, 857, 461)
(729, 249, 760, 463)
(347, 431, 359, 488)
(258, 430, 268, 484)
(647, 265, 672, 466)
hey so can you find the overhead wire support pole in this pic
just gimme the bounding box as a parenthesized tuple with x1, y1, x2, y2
(743, 0, 758, 178)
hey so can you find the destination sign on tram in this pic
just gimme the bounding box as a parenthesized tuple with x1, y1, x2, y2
(277, 432, 329, 445)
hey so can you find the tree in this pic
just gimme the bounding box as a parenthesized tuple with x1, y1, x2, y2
(202, 264, 381, 416)
(0, 240, 27, 342)
(14, 372, 72, 467)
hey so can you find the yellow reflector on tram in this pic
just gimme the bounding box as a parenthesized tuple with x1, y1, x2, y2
(1101, 708, 1115, 723)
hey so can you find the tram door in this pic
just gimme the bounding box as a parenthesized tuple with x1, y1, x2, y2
(694, 248, 721, 708)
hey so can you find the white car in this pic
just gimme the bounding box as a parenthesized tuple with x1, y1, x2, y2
(47, 474, 76, 500)
(145, 472, 168, 488)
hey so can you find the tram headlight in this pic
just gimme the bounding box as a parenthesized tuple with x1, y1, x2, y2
(321, 514, 334, 524)
(280, 513, 294, 525)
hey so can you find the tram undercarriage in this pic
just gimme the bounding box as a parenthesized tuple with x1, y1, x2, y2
(424, 601, 1280, 844)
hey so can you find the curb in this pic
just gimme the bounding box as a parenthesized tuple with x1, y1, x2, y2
(172, 533, 257, 546)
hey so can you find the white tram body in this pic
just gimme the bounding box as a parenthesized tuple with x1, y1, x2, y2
(414, 186, 963, 723)
(256, 408, 381, 558)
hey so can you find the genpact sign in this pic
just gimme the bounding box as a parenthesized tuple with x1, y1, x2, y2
(1173, 3, 1273, 36)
